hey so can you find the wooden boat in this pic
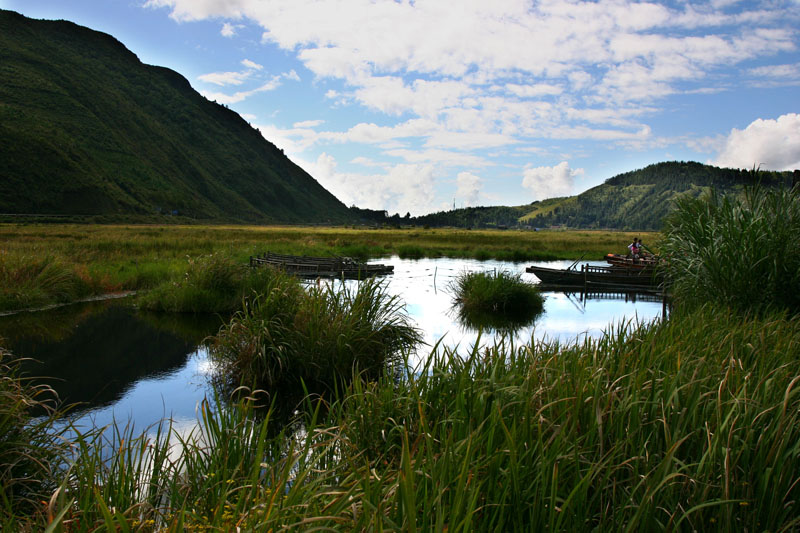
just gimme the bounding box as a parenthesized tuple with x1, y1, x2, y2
(604, 253, 659, 269)
(526, 263, 662, 289)
(249, 252, 394, 279)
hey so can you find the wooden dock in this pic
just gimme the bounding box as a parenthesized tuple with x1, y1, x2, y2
(249, 252, 394, 279)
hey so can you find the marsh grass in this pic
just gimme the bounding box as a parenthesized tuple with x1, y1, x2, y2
(397, 244, 425, 259)
(0, 255, 92, 311)
(17, 306, 800, 531)
(661, 183, 800, 314)
(210, 276, 422, 398)
(450, 270, 544, 331)
(0, 348, 63, 522)
(137, 254, 286, 313)
(0, 224, 649, 312)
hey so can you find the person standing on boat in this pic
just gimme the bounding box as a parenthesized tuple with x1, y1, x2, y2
(637, 238, 652, 258)
(628, 238, 641, 263)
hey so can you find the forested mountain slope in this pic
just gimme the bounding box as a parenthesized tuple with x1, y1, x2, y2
(415, 162, 796, 230)
(0, 10, 352, 223)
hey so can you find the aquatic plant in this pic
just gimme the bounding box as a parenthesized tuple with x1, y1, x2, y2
(0, 347, 63, 521)
(450, 270, 544, 331)
(397, 244, 426, 259)
(210, 276, 422, 396)
(661, 182, 800, 314)
(16, 306, 800, 531)
(138, 254, 288, 313)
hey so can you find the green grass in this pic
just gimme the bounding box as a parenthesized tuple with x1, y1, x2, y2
(9, 199, 800, 529)
(209, 275, 422, 400)
(0, 348, 63, 522)
(450, 270, 544, 331)
(661, 183, 800, 314)
(0, 224, 649, 312)
(0, 254, 93, 312)
(6, 306, 800, 531)
(137, 253, 287, 313)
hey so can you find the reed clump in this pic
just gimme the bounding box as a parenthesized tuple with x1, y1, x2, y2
(661, 183, 800, 314)
(138, 254, 284, 313)
(0, 347, 63, 522)
(451, 270, 544, 330)
(0, 254, 92, 311)
(210, 276, 422, 396)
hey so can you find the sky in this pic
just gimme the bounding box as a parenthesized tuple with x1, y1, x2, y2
(3, 0, 800, 216)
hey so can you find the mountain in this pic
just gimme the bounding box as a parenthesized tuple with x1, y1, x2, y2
(415, 161, 797, 230)
(0, 10, 352, 223)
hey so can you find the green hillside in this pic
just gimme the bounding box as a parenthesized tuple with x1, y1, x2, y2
(0, 10, 352, 223)
(416, 162, 796, 230)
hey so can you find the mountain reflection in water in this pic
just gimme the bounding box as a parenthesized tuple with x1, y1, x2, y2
(0, 300, 224, 416)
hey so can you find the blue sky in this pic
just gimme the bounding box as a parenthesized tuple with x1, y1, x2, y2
(3, 0, 799, 215)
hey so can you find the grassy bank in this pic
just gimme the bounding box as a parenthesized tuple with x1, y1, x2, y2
(0, 224, 653, 312)
(4, 306, 799, 530)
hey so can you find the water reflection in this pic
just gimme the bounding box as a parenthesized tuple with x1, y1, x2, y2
(363, 257, 663, 361)
(0, 300, 224, 419)
(0, 258, 662, 431)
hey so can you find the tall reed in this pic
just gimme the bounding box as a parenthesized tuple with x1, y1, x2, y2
(210, 276, 422, 397)
(0, 347, 63, 522)
(660, 183, 800, 314)
(450, 270, 544, 331)
(323, 306, 800, 530)
(11, 306, 800, 531)
(138, 254, 287, 313)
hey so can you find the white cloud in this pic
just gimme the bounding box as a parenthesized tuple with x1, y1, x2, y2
(198, 59, 263, 86)
(506, 84, 563, 98)
(305, 153, 438, 215)
(220, 22, 238, 37)
(522, 162, 585, 201)
(241, 59, 263, 70)
(747, 63, 800, 87)
(293, 119, 324, 128)
(711, 113, 800, 170)
(456, 172, 483, 207)
(147, 0, 792, 115)
(200, 72, 299, 104)
(143, 0, 800, 213)
(197, 70, 251, 86)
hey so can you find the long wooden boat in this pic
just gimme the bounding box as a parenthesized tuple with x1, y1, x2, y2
(604, 253, 659, 269)
(526, 263, 662, 289)
(250, 252, 394, 279)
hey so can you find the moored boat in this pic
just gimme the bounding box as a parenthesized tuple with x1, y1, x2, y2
(526, 263, 662, 289)
(250, 252, 394, 279)
(604, 253, 659, 269)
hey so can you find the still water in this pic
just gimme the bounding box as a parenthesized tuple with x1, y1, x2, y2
(0, 258, 662, 431)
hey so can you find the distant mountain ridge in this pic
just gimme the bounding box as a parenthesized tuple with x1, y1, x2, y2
(0, 9, 352, 223)
(2, 11, 796, 229)
(415, 161, 797, 230)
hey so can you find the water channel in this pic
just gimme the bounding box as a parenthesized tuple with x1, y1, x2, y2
(0, 258, 663, 434)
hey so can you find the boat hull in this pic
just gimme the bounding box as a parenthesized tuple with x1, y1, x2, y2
(526, 264, 662, 289)
(250, 252, 394, 279)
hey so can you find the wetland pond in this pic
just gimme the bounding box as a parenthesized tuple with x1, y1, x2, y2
(0, 258, 663, 433)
